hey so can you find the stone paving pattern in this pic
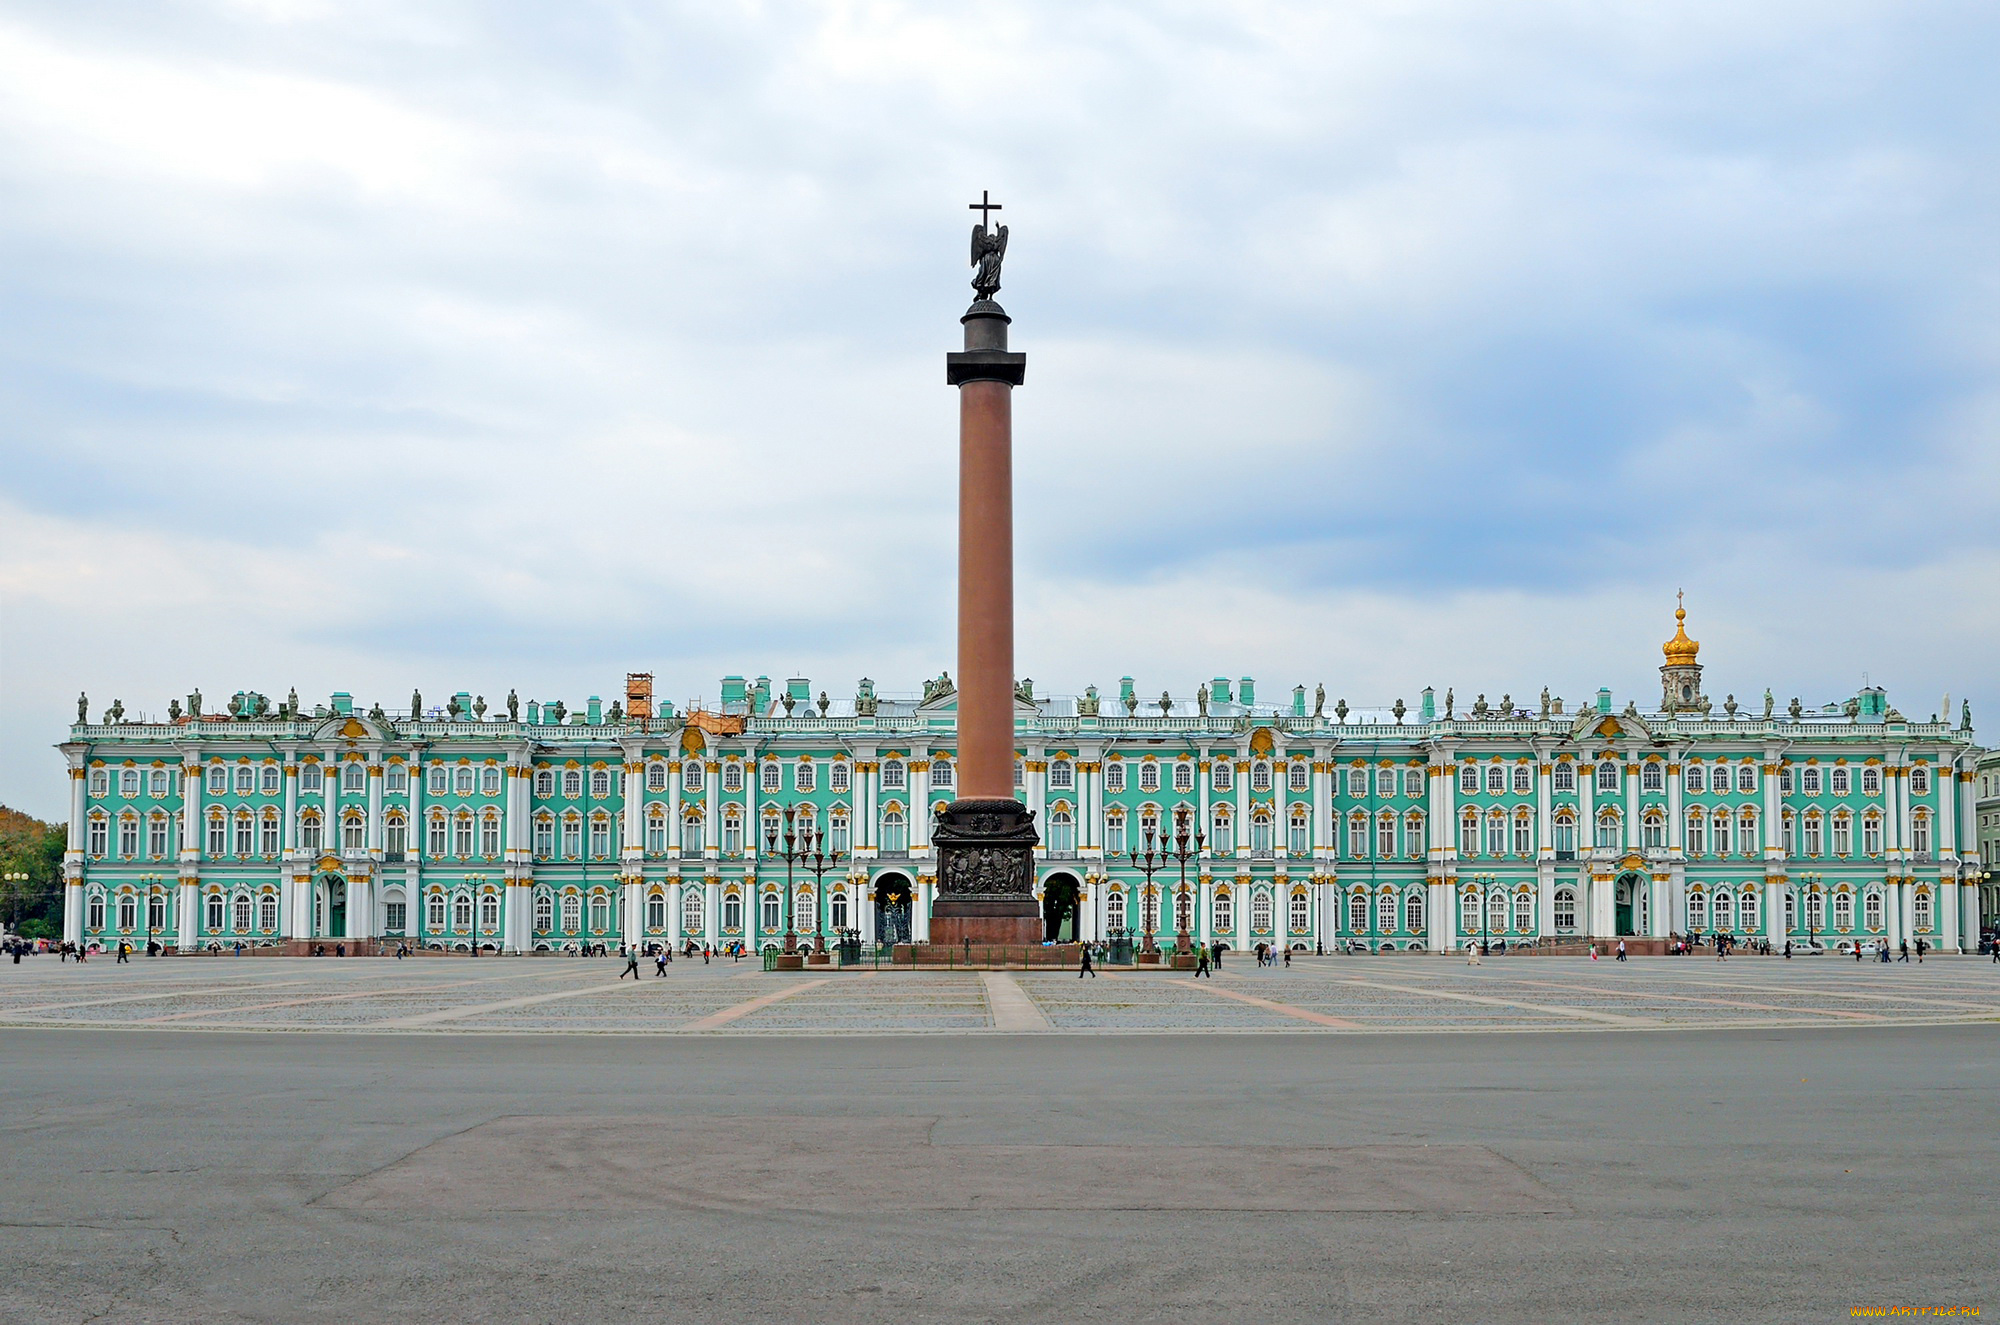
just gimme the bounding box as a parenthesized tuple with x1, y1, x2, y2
(5, 952, 1997, 1034)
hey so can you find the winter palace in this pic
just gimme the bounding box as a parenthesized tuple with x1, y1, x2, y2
(57, 607, 1990, 955)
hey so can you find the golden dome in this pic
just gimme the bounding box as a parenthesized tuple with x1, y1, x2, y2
(1663, 597, 1699, 667)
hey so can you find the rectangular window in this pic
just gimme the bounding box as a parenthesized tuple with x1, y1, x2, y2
(534, 818, 554, 856)
(386, 764, 408, 793)
(1378, 818, 1397, 858)
(1107, 817, 1126, 854)
(429, 818, 448, 857)
(1513, 817, 1531, 855)
(1803, 817, 1822, 855)
(1714, 814, 1732, 854)
(590, 818, 611, 857)
(481, 817, 500, 857)
(1832, 818, 1850, 855)
(385, 901, 406, 932)
(1349, 818, 1369, 857)
(1686, 813, 1705, 854)
(149, 817, 169, 857)
(117, 818, 137, 857)
(646, 815, 666, 852)
(1863, 817, 1881, 854)
(1289, 816, 1309, 855)
(260, 817, 278, 855)
(206, 818, 225, 855)
(453, 817, 473, 856)
(926, 761, 948, 790)
(386, 820, 406, 860)
(562, 817, 582, 857)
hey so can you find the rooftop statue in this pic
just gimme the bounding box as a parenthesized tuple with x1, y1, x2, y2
(1313, 684, 1325, 718)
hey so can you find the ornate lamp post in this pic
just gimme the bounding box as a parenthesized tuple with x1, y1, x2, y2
(1, 872, 26, 938)
(763, 804, 818, 959)
(1127, 818, 1168, 958)
(138, 874, 163, 951)
(799, 815, 848, 960)
(1799, 871, 1821, 949)
(1474, 872, 1497, 955)
(1167, 805, 1205, 955)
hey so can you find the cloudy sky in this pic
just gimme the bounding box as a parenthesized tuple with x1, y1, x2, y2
(3, 1, 1997, 818)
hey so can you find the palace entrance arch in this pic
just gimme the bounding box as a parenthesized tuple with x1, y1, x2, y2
(314, 873, 347, 939)
(1041, 872, 1081, 942)
(874, 873, 914, 945)
(1614, 871, 1645, 937)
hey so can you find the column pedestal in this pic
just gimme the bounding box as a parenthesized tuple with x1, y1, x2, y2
(930, 798, 1041, 946)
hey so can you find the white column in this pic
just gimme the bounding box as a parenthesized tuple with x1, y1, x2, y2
(177, 881, 197, 950)
(1939, 876, 1959, 951)
(623, 879, 643, 949)
(744, 749, 759, 864)
(668, 761, 682, 853)
(1766, 878, 1783, 946)
(704, 878, 720, 947)
(666, 876, 683, 949)
(1667, 751, 1684, 853)
(1234, 752, 1250, 859)
(1536, 756, 1553, 861)
(182, 760, 203, 857)
(368, 759, 385, 851)
(705, 763, 720, 859)
(1624, 756, 1640, 851)
(914, 877, 932, 942)
(282, 760, 298, 852)
(63, 882, 84, 944)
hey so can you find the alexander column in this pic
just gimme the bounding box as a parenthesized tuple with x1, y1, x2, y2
(929, 192, 1043, 949)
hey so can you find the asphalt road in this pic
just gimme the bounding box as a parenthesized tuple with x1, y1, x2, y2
(3, 1025, 1994, 1323)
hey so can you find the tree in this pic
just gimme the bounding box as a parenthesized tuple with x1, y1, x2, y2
(0, 806, 66, 935)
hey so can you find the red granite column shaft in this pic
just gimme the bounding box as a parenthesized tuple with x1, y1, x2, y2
(957, 377, 1015, 799)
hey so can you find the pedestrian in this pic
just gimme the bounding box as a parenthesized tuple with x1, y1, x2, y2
(654, 952, 667, 976)
(116, 942, 129, 964)
(1194, 947, 1210, 978)
(1783, 939, 1791, 959)
(701, 945, 710, 965)
(1855, 941, 1864, 963)
(1898, 940, 1909, 963)
(1212, 940, 1224, 970)
(1283, 947, 1292, 968)
(1916, 938, 1926, 964)
(1467, 941, 1481, 966)
(619, 949, 640, 979)
(1079, 944, 1096, 978)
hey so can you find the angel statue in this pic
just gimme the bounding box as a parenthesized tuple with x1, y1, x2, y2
(971, 217, 1008, 301)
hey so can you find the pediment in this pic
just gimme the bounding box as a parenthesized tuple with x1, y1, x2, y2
(313, 714, 389, 744)
(1569, 710, 1654, 742)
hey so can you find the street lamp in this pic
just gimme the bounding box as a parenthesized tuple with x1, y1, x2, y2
(1474, 872, 1497, 955)
(137, 874, 164, 952)
(1127, 817, 1168, 956)
(3, 871, 30, 940)
(1166, 805, 1204, 956)
(1799, 871, 1821, 950)
(797, 816, 848, 956)
(764, 805, 809, 955)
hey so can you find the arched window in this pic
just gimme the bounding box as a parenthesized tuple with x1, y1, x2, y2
(258, 894, 278, 930)
(560, 894, 581, 931)
(1250, 761, 1271, 792)
(927, 759, 951, 790)
(1642, 812, 1664, 850)
(1642, 762, 1664, 792)
(1739, 889, 1759, 929)
(1047, 807, 1074, 854)
(1212, 762, 1234, 793)
(1288, 808, 1309, 856)
(1250, 811, 1272, 854)
(1458, 765, 1479, 794)
(535, 893, 555, 933)
(1688, 890, 1708, 928)
(1289, 891, 1309, 933)
(1291, 763, 1311, 792)
(1172, 762, 1195, 793)
(1487, 890, 1507, 934)
(1553, 888, 1576, 931)
(1595, 810, 1620, 849)
(1713, 888, 1733, 930)
(1685, 812, 1706, 855)
(1830, 766, 1850, 795)
(1138, 761, 1160, 793)
(1049, 759, 1074, 790)
(1210, 807, 1233, 854)
(721, 763, 743, 794)
(1832, 889, 1853, 930)
(1513, 892, 1533, 932)
(453, 765, 475, 796)
(343, 762, 366, 794)
(1864, 889, 1883, 930)
(1910, 766, 1931, 796)
(1460, 811, 1479, 856)
(1250, 890, 1273, 933)
(1913, 889, 1932, 931)
(1552, 762, 1575, 792)
(1860, 766, 1881, 795)
(682, 888, 704, 936)
(1737, 765, 1757, 794)
(881, 808, 907, 854)
(1107, 890, 1127, 932)
(453, 894, 473, 930)
(830, 889, 849, 931)
(647, 761, 668, 792)
(1512, 764, 1532, 795)
(563, 768, 584, 798)
(205, 894, 222, 930)
(1800, 765, 1822, 795)
(1805, 889, 1824, 930)
(1176, 889, 1195, 933)
(534, 768, 555, 797)
(1553, 813, 1576, 856)
(1348, 891, 1368, 934)
(1460, 890, 1479, 934)
(428, 893, 447, 929)
(1404, 890, 1425, 933)
(480, 765, 502, 796)
(761, 761, 781, 793)
(827, 763, 849, 794)
(1597, 761, 1619, 792)
(1486, 765, 1506, 796)
(561, 813, 583, 857)
(1214, 888, 1234, 932)
(230, 764, 253, 795)
(1684, 764, 1705, 794)
(206, 764, 227, 795)
(683, 809, 706, 855)
(589, 894, 610, 931)
(300, 763, 324, 794)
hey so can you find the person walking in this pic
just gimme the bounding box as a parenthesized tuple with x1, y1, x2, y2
(1855, 941, 1865, 963)
(654, 951, 669, 977)
(1898, 940, 1910, 963)
(115, 941, 128, 964)
(1282, 947, 1292, 969)
(619, 949, 640, 980)
(1915, 937, 1926, 964)
(1616, 938, 1627, 962)
(1194, 947, 1211, 978)
(1079, 944, 1096, 978)
(1212, 940, 1224, 970)
(1467, 941, 1481, 966)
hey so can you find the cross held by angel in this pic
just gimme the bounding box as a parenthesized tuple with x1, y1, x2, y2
(969, 190, 1008, 301)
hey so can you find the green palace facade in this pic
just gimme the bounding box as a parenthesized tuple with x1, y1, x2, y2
(57, 608, 1990, 955)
